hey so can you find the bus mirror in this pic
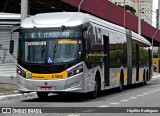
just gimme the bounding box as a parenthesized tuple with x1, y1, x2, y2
(11, 28, 20, 33)
(10, 40, 14, 54)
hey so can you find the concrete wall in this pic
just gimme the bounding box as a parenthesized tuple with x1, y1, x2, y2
(0, 26, 18, 85)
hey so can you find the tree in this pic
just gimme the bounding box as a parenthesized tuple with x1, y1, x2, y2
(118, 5, 136, 15)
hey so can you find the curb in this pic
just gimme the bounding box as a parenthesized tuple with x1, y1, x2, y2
(0, 92, 36, 101)
(152, 74, 160, 78)
(152, 75, 160, 79)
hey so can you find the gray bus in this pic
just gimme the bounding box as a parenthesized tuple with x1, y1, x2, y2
(10, 12, 152, 99)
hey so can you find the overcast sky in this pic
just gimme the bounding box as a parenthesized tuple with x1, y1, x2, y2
(152, 0, 158, 27)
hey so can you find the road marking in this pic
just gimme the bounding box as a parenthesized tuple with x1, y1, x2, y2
(148, 91, 154, 93)
(99, 105, 110, 107)
(129, 97, 137, 99)
(109, 102, 120, 105)
(121, 99, 129, 102)
(68, 114, 80, 116)
(143, 92, 150, 95)
(82, 109, 96, 113)
(153, 89, 160, 92)
(137, 95, 144, 97)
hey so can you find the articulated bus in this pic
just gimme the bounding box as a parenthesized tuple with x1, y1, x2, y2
(10, 12, 152, 99)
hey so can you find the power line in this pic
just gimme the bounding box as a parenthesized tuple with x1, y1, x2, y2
(3, 0, 9, 12)
(34, 0, 64, 12)
(143, 12, 156, 26)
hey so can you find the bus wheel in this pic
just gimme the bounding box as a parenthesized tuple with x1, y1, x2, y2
(118, 71, 124, 92)
(142, 71, 146, 85)
(89, 77, 100, 99)
(146, 70, 149, 81)
(37, 92, 48, 99)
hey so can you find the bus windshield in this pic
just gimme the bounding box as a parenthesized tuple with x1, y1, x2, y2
(18, 29, 82, 64)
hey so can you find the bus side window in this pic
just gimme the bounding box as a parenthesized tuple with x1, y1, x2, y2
(85, 26, 95, 54)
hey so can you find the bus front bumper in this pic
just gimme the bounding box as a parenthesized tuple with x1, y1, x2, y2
(17, 73, 84, 93)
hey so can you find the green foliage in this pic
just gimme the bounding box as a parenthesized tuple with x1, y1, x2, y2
(109, 43, 127, 68)
(118, 5, 136, 15)
(139, 47, 148, 65)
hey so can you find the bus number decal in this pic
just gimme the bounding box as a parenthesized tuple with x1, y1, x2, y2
(52, 75, 63, 79)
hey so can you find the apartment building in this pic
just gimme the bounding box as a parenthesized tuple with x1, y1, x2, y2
(109, 0, 153, 25)
(135, 0, 153, 25)
(109, 0, 134, 7)
(158, 0, 160, 29)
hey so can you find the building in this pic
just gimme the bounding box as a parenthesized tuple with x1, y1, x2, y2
(0, 13, 20, 79)
(109, 0, 153, 25)
(0, 13, 20, 25)
(109, 0, 134, 7)
(135, 0, 153, 25)
(158, 0, 160, 29)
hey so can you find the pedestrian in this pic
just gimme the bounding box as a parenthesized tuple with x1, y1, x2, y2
(154, 63, 157, 72)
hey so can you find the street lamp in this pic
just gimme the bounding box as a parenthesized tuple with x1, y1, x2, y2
(142, 10, 159, 76)
(78, 0, 84, 12)
(151, 29, 159, 75)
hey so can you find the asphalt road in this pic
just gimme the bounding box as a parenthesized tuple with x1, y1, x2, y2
(1, 76, 160, 116)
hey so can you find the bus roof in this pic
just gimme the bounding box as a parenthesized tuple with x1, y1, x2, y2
(21, 12, 125, 32)
(21, 12, 150, 46)
(132, 31, 151, 46)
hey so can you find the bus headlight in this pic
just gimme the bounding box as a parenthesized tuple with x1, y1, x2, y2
(17, 66, 26, 78)
(68, 65, 83, 77)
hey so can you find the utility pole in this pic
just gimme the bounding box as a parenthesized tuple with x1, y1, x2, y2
(124, 0, 126, 28)
(158, 0, 160, 29)
(138, 0, 141, 35)
(156, 9, 159, 29)
(21, 0, 28, 21)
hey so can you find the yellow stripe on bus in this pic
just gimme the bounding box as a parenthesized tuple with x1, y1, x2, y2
(116, 71, 127, 83)
(26, 71, 68, 80)
(139, 71, 143, 79)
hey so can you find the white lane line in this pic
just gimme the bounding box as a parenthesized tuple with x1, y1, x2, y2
(121, 99, 129, 102)
(82, 109, 96, 113)
(109, 102, 120, 105)
(148, 91, 155, 93)
(153, 89, 160, 92)
(99, 105, 110, 107)
(143, 92, 150, 95)
(137, 95, 144, 97)
(68, 114, 80, 116)
(129, 97, 137, 99)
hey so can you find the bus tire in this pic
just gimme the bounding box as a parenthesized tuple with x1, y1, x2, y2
(142, 70, 146, 85)
(118, 71, 124, 92)
(89, 76, 100, 99)
(146, 70, 149, 81)
(37, 92, 48, 99)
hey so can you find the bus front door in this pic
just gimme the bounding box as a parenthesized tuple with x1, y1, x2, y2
(103, 35, 109, 86)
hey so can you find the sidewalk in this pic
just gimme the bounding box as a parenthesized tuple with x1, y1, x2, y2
(0, 84, 36, 101)
(153, 72, 160, 78)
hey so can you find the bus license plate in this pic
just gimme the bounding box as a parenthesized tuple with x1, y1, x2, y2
(40, 87, 52, 91)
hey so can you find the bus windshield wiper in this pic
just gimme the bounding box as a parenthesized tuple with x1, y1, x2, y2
(33, 26, 45, 60)
(53, 41, 59, 58)
(41, 45, 45, 60)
